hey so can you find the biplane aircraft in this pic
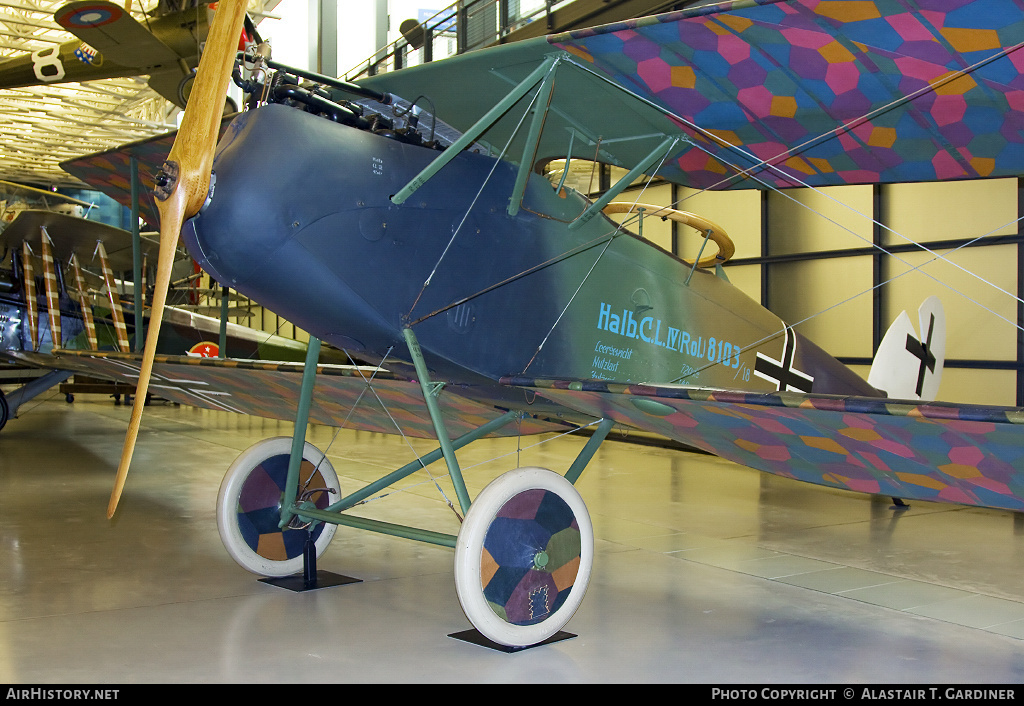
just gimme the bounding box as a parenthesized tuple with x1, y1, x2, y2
(46, 0, 1024, 648)
(0, 0, 259, 109)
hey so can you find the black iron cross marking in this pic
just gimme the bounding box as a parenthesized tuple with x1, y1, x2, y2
(103, 358, 245, 414)
(753, 325, 815, 391)
(906, 313, 936, 397)
(754, 327, 814, 393)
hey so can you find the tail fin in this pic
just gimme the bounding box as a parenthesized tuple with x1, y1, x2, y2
(868, 296, 945, 402)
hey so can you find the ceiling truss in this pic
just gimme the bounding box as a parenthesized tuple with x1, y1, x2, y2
(0, 1, 278, 189)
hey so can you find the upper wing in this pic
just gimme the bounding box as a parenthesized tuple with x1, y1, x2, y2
(25, 351, 1023, 512)
(359, 0, 1024, 190)
(503, 375, 1024, 512)
(0, 180, 91, 208)
(60, 117, 235, 228)
(24, 350, 567, 439)
(54, 1, 182, 69)
(0, 210, 162, 271)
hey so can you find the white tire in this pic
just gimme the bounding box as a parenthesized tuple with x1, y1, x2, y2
(454, 467, 593, 647)
(217, 436, 340, 577)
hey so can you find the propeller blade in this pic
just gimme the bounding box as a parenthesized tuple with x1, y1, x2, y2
(107, 0, 248, 519)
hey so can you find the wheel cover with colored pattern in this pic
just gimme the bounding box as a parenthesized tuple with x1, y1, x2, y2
(218, 436, 340, 577)
(481, 488, 582, 625)
(455, 467, 594, 647)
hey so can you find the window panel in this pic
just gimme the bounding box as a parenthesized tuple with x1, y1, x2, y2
(937, 368, 1017, 407)
(720, 263, 761, 305)
(768, 185, 874, 255)
(882, 245, 1017, 361)
(768, 256, 874, 358)
(882, 179, 1017, 246)
(676, 188, 762, 260)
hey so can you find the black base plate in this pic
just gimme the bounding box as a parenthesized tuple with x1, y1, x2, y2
(259, 570, 362, 592)
(448, 628, 576, 652)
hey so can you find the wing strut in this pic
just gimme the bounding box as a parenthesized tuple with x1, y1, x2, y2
(507, 64, 557, 217)
(274, 333, 521, 542)
(565, 417, 615, 484)
(39, 227, 62, 349)
(569, 136, 678, 230)
(68, 253, 98, 351)
(19, 242, 37, 351)
(403, 326, 471, 515)
(276, 336, 323, 530)
(390, 55, 558, 206)
(95, 241, 129, 353)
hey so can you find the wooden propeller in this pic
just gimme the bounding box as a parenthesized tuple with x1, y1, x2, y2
(107, 0, 248, 518)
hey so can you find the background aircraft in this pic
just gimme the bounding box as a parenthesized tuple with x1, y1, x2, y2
(0, 179, 342, 431)
(46, 0, 1024, 649)
(0, 1, 259, 109)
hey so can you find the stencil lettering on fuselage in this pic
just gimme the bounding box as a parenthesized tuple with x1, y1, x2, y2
(595, 301, 742, 381)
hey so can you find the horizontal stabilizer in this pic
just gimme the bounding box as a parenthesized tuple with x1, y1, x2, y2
(868, 297, 945, 402)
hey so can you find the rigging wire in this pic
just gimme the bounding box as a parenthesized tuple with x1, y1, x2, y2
(668, 132, 1024, 336)
(340, 345, 464, 520)
(348, 417, 607, 508)
(521, 138, 679, 373)
(562, 46, 1024, 331)
(405, 71, 550, 320)
(664, 210, 1024, 384)
(299, 345, 395, 494)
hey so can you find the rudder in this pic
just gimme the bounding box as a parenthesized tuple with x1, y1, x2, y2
(867, 296, 945, 402)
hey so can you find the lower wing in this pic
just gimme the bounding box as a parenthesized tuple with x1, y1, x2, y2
(503, 376, 1024, 512)
(23, 349, 1021, 511)
(18, 349, 567, 439)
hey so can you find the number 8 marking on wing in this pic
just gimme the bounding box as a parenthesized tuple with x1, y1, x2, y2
(31, 46, 65, 82)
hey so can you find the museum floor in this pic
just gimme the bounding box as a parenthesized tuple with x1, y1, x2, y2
(2, 394, 1024, 683)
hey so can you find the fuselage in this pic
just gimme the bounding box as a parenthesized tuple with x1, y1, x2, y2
(185, 104, 876, 405)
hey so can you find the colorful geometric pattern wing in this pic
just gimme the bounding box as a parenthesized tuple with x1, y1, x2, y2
(548, 0, 1024, 189)
(59, 117, 235, 229)
(36, 349, 566, 438)
(504, 376, 1024, 512)
(358, 0, 1024, 192)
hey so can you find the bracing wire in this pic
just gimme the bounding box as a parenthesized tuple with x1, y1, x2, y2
(561, 50, 1024, 336)
(301, 346, 395, 492)
(521, 139, 679, 372)
(348, 418, 607, 508)
(340, 346, 464, 518)
(406, 72, 550, 319)
(669, 133, 1024, 335)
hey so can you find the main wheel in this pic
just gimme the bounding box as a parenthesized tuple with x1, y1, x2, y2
(0, 389, 8, 432)
(217, 436, 340, 577)
(454, 467, 594, 647)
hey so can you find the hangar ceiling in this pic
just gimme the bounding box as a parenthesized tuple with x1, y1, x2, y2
(0, 1, 278, 189)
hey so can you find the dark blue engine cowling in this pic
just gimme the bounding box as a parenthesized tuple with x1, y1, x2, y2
(181, 103, 597, 385)
(183, 104, 463, 373)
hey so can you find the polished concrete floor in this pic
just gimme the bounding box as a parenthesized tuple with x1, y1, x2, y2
(2, 391, 1024, 683)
